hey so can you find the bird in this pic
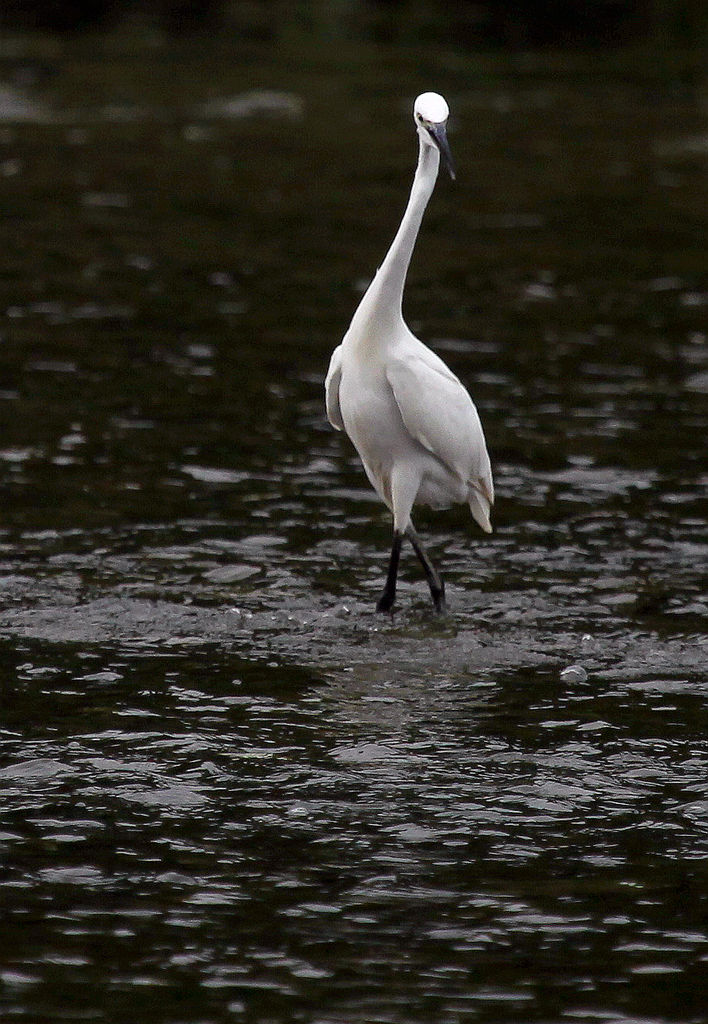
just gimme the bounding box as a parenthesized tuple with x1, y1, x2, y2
(325, 92, 493, 613)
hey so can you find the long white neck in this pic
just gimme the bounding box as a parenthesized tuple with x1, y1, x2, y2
(350, 135, 440, 338)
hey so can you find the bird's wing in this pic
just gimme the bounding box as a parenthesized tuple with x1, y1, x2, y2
(386, 350, 493, 501)
(324, 344, 345, 431)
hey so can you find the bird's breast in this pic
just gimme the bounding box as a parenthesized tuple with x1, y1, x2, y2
(338, 362, 409, 468)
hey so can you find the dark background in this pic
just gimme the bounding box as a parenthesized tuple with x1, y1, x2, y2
(2, 0, 706, 50)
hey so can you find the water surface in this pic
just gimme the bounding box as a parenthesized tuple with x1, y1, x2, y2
(0, 32, 707, 1024)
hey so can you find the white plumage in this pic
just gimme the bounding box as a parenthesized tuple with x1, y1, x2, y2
(325, 92, 493, 612)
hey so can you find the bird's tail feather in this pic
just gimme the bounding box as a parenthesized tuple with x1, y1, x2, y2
(469, 486, 493, 534)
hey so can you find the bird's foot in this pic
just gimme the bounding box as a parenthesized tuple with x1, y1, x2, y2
(430, 580, 446, 614)
(376, 589, 396, 613)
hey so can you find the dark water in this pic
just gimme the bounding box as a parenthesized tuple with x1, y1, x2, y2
(1, 32, 707, 1023)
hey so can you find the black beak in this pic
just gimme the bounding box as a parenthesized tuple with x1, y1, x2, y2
(427, 123, 455, 180)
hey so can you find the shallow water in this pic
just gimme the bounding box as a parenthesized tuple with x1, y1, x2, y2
(1, 32, 707, 1024)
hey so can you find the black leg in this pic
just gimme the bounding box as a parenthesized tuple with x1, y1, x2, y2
(376, 529, 403, 612)
(406, 522, 446, 613)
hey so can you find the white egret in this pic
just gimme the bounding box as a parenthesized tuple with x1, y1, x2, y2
(325, 92, 493, 613)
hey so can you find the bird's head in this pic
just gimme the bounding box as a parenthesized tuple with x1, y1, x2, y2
(413, 92, 455, 180)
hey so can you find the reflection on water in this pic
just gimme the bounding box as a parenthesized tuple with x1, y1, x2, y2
(0, 30, 707, 1024)
(1, 636, 707, 1022)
